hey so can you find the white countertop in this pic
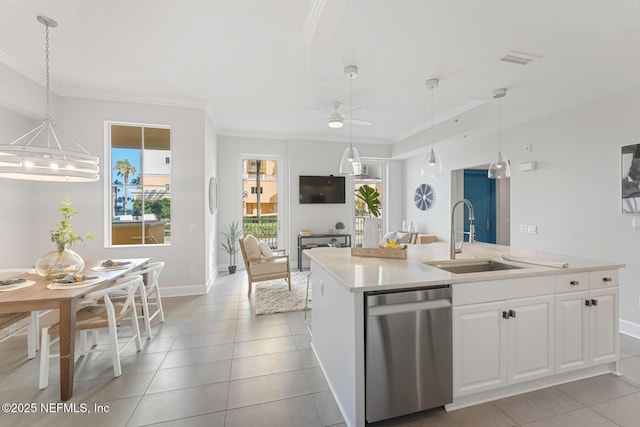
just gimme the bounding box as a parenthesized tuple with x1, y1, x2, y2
(304, 242, 624, 293)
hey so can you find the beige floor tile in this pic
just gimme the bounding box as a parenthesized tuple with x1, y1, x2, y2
(170, 330, 235, 351)
(230, 350, 302, 380)
(70, 370, 156, 402)
(233, 324, 292, 342)
(521, 407, 618, 427)
(293, 333, 311, 349)
(142, 411, 226, 426)
(305, 367, 330, 393)
(235, 313, 288, 329)
(226, 370, 310, 409)
(179, 319, 237, 335)
(127, 383, 229, 427)
(159, 344, 233, 370)
(232, 336, 297, 358)
(591, 391, 640, 427)
(556, 373, 639, 405)
(298, 348, 320, 368)
(493, 387, 583, 424)
(225, 394, 322, 427)
(146, 359, 231, 394)
(312, 391, 344, 426)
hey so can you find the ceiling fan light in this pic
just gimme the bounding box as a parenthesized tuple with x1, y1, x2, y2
(328, 117, 344, 128)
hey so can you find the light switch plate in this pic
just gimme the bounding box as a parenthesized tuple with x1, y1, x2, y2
(519, 224, 538, 234)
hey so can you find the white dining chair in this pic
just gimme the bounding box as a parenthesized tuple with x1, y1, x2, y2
(125, 262, 165, 339)
(39, 275, 144, 389)
(0, 268, 39, 359)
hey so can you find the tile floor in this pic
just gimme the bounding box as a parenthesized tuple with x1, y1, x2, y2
(0, 272, 638, 426)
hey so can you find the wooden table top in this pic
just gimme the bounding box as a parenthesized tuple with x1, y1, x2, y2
(0, 258, 150, 312)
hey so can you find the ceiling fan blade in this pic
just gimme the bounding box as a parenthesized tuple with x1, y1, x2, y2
(340, 106, 362, 115)
(345, 118, 373, 127)
(312, 109, 332, 117)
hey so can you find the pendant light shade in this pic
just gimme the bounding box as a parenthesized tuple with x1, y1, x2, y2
(421, 78, 443, 177)
(0, 16, 99, 182)
(339, 65, 362, 175)
(488, 88, 510, 180)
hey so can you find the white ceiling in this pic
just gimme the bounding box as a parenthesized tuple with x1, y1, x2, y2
(0, 0, 638, 145)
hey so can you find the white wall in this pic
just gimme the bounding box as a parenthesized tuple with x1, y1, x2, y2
(204, 109, 219, 290)
(217, 135, 394, 270)
(0, 106, 37, 266)
(22, 97, 209, 295)
(400, 88, 640, 328)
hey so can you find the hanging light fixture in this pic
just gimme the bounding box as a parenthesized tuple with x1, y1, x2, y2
(339, 65, 362, 175)
(488, 88, 511, 179)
(0, 16, 99, 182)
(421, 78, 443, 177)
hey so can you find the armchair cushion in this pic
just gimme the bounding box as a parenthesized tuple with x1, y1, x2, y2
(243, 235, 262, 261)
(258, 241, 274, 257)
(250, 257, 289, 276)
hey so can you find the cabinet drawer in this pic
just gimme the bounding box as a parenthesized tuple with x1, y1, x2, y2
(589, 270, 618, 289)
(554, 272, 589, 293)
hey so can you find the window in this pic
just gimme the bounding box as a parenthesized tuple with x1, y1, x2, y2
(106, 123, 171, 246)
(250, 186, 263, 194)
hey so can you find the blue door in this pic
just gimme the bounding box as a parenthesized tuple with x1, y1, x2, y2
(463, 170, 496, 243)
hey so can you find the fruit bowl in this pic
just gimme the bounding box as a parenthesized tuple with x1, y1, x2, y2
(299, 230, 313, 237)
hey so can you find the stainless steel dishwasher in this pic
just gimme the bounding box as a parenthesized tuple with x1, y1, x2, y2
(365, 285, 452, 423)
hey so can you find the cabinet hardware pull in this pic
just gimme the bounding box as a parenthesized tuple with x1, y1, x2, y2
(508, 310, 516, 318)
(570, 280, 580, 286)
(591, 299, 598, 307)
(502, 311, 509, 319)
(585, 300, 592, 307)
(602, 277, 612, 282)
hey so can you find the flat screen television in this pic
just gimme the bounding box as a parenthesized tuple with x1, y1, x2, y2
(299, 175, 346, 204)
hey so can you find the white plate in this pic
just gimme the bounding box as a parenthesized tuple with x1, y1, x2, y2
(47, 278, 105, 290)
(92, 265, 130, 272)
(0, 280, 36, 292)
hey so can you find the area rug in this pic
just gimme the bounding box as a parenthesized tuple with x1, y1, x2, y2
(254, 271, 312, 315)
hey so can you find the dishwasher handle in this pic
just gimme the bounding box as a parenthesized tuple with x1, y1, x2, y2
(367, 299, 451, 317)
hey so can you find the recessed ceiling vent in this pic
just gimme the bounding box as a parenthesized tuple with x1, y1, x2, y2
(500, 51, 540, 65)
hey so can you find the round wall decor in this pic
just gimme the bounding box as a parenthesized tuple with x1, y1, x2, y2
(414, 183, 434, 210)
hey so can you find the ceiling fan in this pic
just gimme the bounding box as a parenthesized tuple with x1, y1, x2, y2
(314, 101, 373, 128)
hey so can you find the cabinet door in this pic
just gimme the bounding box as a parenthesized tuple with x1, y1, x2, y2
(453, 301, 507, 396)
(589, 287, 619, 365)
(507, 295, 554, 384)
(554, 291, 589, 373)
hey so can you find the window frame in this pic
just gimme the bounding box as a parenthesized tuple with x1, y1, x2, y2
(104, 121, 172, 248)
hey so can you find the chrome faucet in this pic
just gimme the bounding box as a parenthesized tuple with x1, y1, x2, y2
(450, 199, 476, 259)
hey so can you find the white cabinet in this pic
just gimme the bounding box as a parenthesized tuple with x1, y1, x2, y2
(554, 276, 619, 374)
(453, 295, 553, 397)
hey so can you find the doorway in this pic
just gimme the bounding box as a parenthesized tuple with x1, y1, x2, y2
(463, 169, 496, 243)
(241, 158, 281, 248)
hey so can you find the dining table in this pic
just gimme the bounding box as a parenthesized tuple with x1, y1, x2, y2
(0, 257, 150, 401)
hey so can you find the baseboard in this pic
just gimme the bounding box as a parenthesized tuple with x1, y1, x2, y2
(620, 319, 640, 339)
(160, 284, 207, 297)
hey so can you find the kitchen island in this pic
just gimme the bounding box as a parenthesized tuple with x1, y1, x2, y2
(304, 242, 624, 427)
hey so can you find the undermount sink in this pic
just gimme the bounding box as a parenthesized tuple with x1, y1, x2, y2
(426, 259, 526, 274)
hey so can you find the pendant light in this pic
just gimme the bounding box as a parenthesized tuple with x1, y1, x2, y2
(339, 65, 362, 175)
(421, 78, 443, 177)
(0, 16, 99, 182)
(488, 88, 511, 179)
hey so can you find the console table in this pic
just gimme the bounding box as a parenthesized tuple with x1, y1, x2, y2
(297, 233, 351, 271)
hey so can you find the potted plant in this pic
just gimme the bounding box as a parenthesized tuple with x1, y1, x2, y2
(356, 185, 381, 248)
(35, 199, 94, 279)
(220, 221, 242, 274)
(335, 221, 345, 233)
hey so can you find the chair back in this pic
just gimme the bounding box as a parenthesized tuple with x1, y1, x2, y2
(85, 275, 143, 317)
(126, 262, 164, 292)
(238, 238, 251, 271)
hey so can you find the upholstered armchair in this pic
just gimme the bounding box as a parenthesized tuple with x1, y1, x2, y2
(239, 235, 291, 295)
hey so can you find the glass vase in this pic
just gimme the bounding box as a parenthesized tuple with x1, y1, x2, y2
(35, 248, 85, 280)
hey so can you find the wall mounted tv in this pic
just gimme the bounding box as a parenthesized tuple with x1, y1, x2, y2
(299, 175, 346, 204)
